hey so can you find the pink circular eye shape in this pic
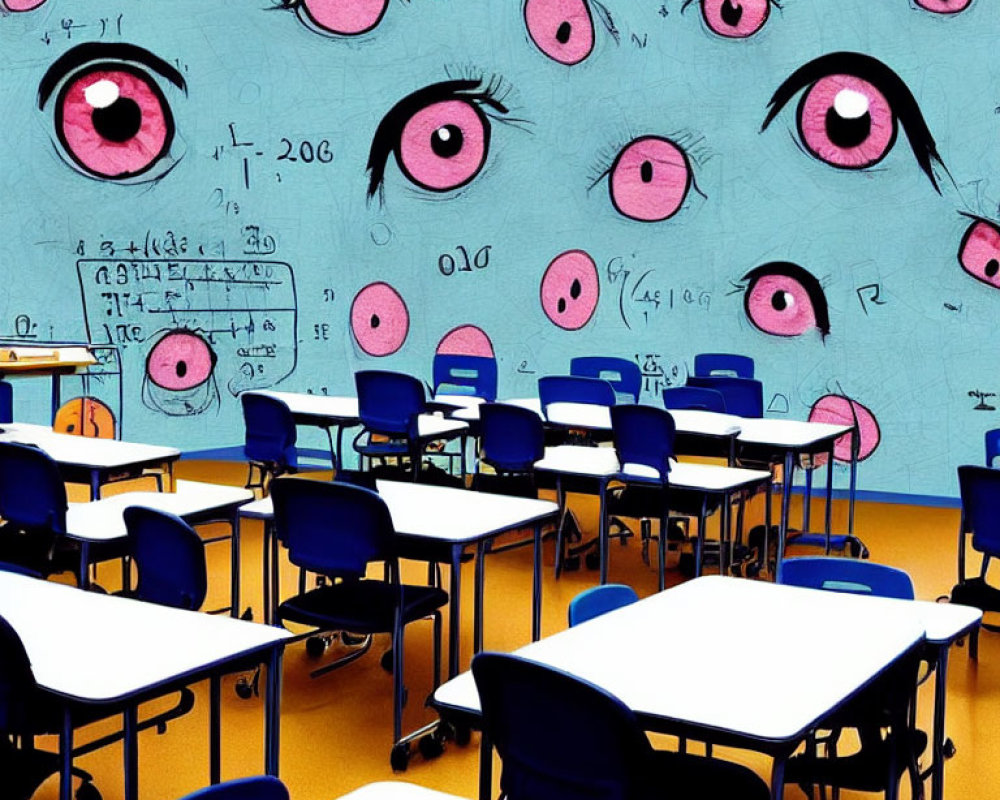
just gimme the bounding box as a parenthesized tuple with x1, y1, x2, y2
(3, 0, 48, 10)
(914, 0, 971, 12)
(524, 0, 595, 65)
(958, 219, 1000, 290)
(351, 282, 409, 356)
(398, 100, 487, 192)
(146, 331, 216, 391)
(808, 394, 881, 462)
(743, 262, 829, 338)
(540, 250, 600, 330)
(300, 0, 389, 34)
(436, 325, 495, 358)
(797, 74, 896, 169)
(700, 0, 770, 38)
(608, 136, 691, 222)
(56, 66, 173, 179)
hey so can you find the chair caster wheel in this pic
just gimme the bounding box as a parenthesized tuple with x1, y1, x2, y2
(452, 722, 472, 746)
(562, 555, 581, 572)
(390, 742, 411, 772)
(306, 635, 330, 658)
(381, 648, 394, 672)
(419, 731, 445, 760)
(76, 781, 103, 800)
(943, 737, 957, 758)
(235, 668, 260, 699)
(342, 631, 367, 646)
(585, 552, 600, 571)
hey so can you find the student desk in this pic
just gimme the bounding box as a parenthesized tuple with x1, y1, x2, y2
(534, 445, 772, 587)
(0, 422, 180, 500)
(337, 783, 470, 800)
(66, 479, 254, 613)
(0, 344, 98, 421)
(432, 576, 972, 800)
(239, 480, 559, 677)
(0, 571, 289, 800)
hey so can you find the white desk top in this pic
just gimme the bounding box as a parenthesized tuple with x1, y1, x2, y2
(252, 391, 360, 421)
(240, 480, 558, 543)
(432, 394, 486, 410)
(433, 576, 928, 743)
(65, 480, 254, 542)
(736, 417, 851, 447)
(0, 571, 289, 703)
(0, 423, 180, 469)
(416, 415, 468, 439)
(337, 783, 470, 800)
(535, 445, 771, 491)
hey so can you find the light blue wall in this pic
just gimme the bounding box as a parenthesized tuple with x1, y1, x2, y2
(1, 0, 997, 498)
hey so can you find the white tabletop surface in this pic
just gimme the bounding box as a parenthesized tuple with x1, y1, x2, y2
(240, 480, 558, 543)
(416, 415, 468, 439)
(0, 423, 180, 468)
(735, 417, 851, 447)
(252, 391, 360, 420)
(432, 394, 486, 410)
(433, 576, 928, 743)
(0, 571, 289, 703)
(337, 783, 470, 800)
(65, 480, 254, 542)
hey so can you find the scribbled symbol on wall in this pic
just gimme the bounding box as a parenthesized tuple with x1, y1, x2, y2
(958, 215, 1000, 290)
(280, 0, 390, 36)
(350, 282, 409, 356)
(2, 0, 48, 11)
(53, 396, 116, 438)
(912, 0, 972, 13)
(367, 78, 522, 201)
(682, 0, 774, 39)
(762, 52, 946, 190)
(37, 43, 187, 183)
(808, 393, 881, 462)
(76, 259, 298, 412)
(593, 136, 694, 223)
(740, 262, 830, 338)
(540, 249, 600, 330)
(436, 325, 495, 358)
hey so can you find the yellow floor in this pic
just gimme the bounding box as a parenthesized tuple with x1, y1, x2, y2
(26, 462, 1000, 800)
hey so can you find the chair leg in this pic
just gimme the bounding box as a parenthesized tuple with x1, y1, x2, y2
(432, 611, 443, 689)
(393, 617, 405, 745)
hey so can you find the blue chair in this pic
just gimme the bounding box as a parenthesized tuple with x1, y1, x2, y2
(124, 507, 208, 611)
(693, 352, 755, 379)
(567, 584, 638, 627)
(986, 428, 1000, 467)
(473, 403, 545, 498)
(241, 393, 298, 495)
(685, 375, 763, 418)
(432, 353, 498, 401)
(781, 556, 914, 600)
(177, 776, 288, 800)
(270, 477, 447, 770)
(0, 380, 11, 424)
(662, 386, 727, 413)
(538, 375, 617, 413)
(471, 652, 770, 800)
(570, 356, 642, 403)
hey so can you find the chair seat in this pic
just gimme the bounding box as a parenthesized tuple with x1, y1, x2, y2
(278, 580, 447, 632)
(355, 437, 411, 458)
(650, 750, 770, 800)
(607, 484, 723, 520)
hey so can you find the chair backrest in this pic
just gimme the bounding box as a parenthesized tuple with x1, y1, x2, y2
(433, 353, 498, 402)
(610, 405, 675, 479)
(270, 477, 395, 578)
(570, 357, 642, 404)
(662, 386, 727, 413)
(568, 584, 639, 627)
(177, 776, 290, 800)
(779, 556, 915, 600)
(241, 393, 298, 471)
(355, 370, 426, 437)
(0, 441, 68, 534)
(693, 352, 755, 379)
(986, 428, 1000, 468)
(538, 375, 617, 415)
(0, 613, 38, 732)
(958, 465, 1000, 557)
(0, 380, 11, 424)
(124, 506, 208, 611)
(685, 375, 763, 418)
(479, 403, 545, 473)
(472, 652, 655, 800)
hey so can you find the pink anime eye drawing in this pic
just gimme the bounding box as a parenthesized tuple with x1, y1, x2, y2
(436, 325, 495, 358)
(2, 0, 49, 11)
(762, 52, 945, 190)
(540, 250, 600, 330)
(742, 262, 830, 338)
(281, 0, 390, 36)
(146, 330, 217, 391)
(367, 79, 514, 201)
(809, 394, 881, 462)
(912, 0, 972, 13)
(683, 0, 773, 38)
(599, 136, 692, 222)
(958, 216, 1000, 290)
(523, 0, 595, 65)
(350, 282, 410, 356)
(38, 43, 187, 182)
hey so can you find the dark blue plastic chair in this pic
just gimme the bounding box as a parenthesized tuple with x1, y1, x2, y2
(693, 353, 755, 379)
(568, 584, 639, 627)
(124, 506, 208, 611)
(471, 652, 769, 800)
(570, 357, 642, 403)
(685, 375, 763, 418)
(432, 353, 498, 401)
(538, 375, 617, 413)
(662, 386, 727, 413)
(0, 380, 12, 424)
(270, 477, 447, 768)
(241, 392, 298, 495)
(177, 776, 289, 800)
(986, 429, 1000, 468)
(780, 556, 914, 600)
(473, 402, 545, 498)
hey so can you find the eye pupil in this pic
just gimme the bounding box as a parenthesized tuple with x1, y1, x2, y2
(431, 124, 464, 159)
(557, 297, 567, 314)
(370, 314, 381, 329)
(770, 290, 792, 311)
(175, 360, 188, 379)
(640, 160, 654, 183)
(556, 21, 572, 44)
(91, 97, 143, 144)
(570, 279, 582, 299)
(987, 259, 1000, 278)
(721, 0, 744, 26)
(825, 90, 873, 150)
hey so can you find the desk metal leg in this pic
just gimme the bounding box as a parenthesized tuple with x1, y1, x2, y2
(824, 442, 835, 551)
(265, 647, 283, 776)
(60, 708, 73, 800)
(848, 441, 858, 536)
(776, 451, 795, 584)
(89, 473, 101, 502)
(124, 705, 138, 800)
(271, 522, 280, 626)
(474, 540, 486, 655)
(78, 544, 91, 590)
(261, 519, 271, 626)
(532, 522, 542, 640)
(210, 674, 222, 783)
(770, 756, 786, 800)
(931, 644, 950, 800)
(229, 511, 241, 618)
(448, 547, 463, 678)
(599, 478, 609, 585)
(479, 730, 493, 800)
